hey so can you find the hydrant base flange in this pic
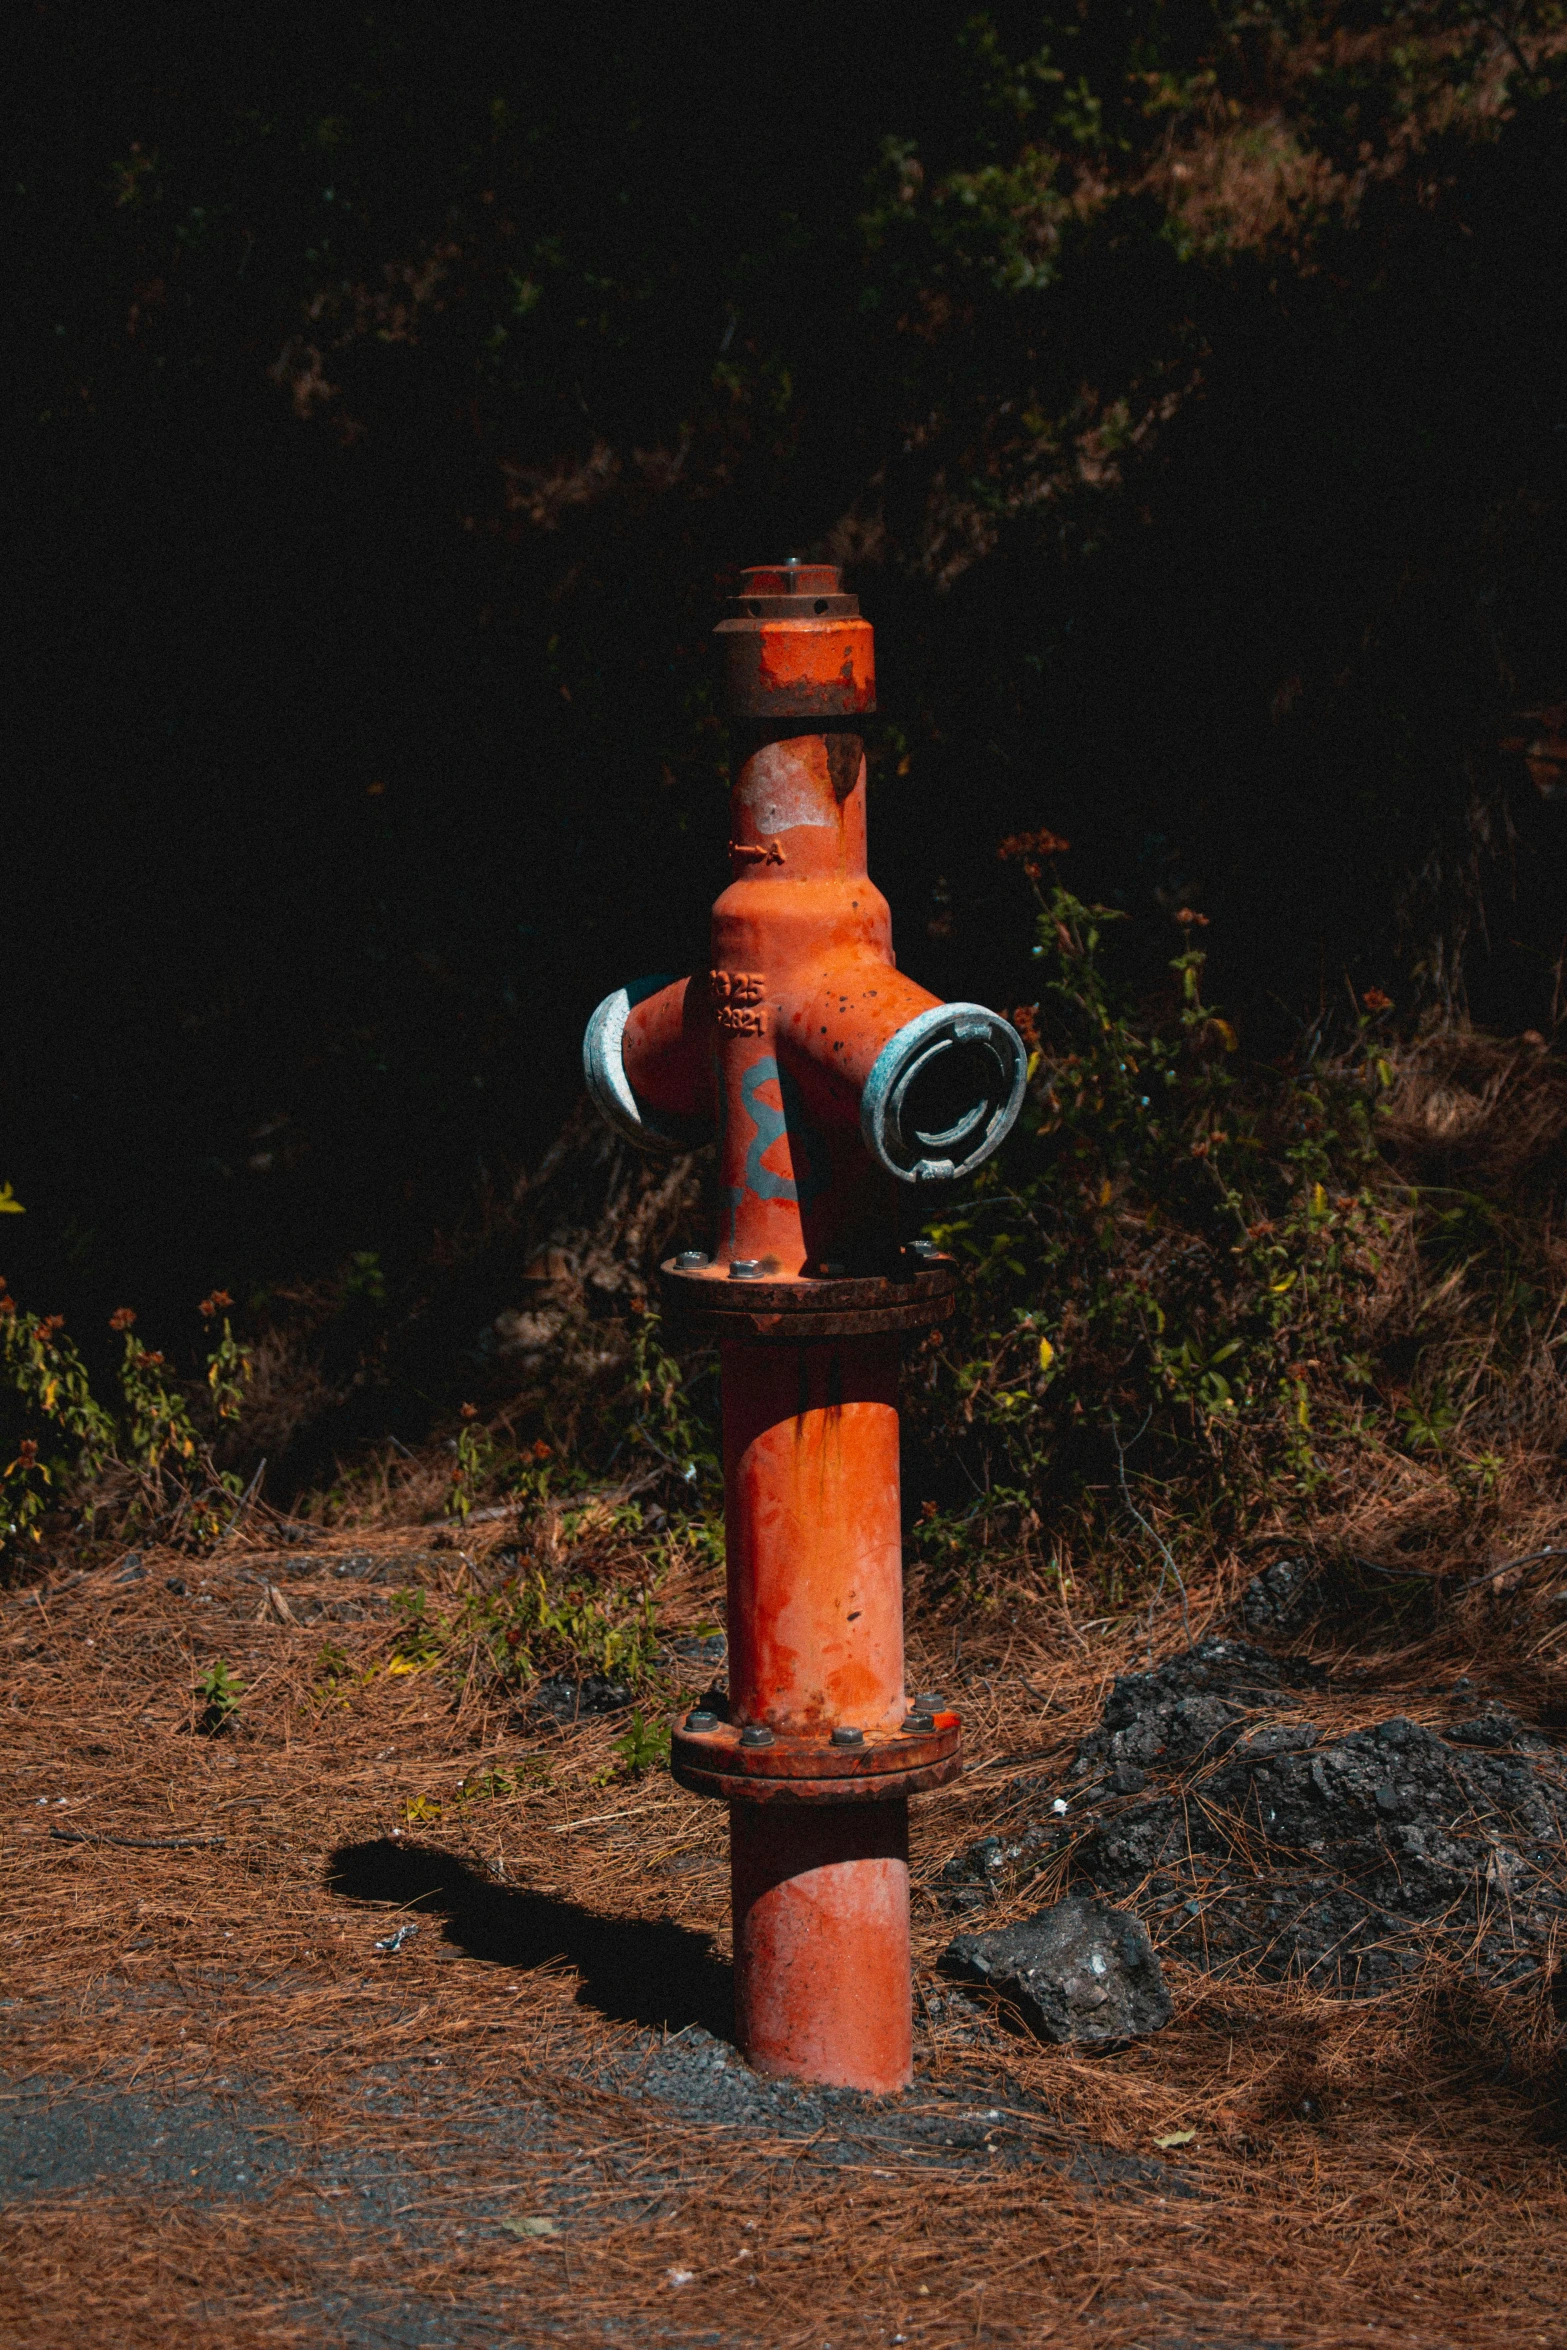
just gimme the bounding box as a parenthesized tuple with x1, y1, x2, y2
(659, 1253, 957, 1344)
(673, 1754, 962, 1804)
(672, 1708, 961, 1805)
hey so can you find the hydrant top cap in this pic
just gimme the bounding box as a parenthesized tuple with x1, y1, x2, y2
(740, 560, 839, 598)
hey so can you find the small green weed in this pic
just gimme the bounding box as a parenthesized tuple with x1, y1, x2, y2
(609, 1710, 671, 1779)
(386, 1559, 662, 1697)
(389, 1588, 444, 1668)
(627, 1308, 720, 1495)
(194, 1656, 245, 1733)
(311, 1639, 355, 1697)
(446, 1403, 493, 1523)
(557, 1497, 644, 1547)
(343, 1250, 387, 1304)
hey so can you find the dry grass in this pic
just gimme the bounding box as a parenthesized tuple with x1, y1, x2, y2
(2, 1506, 1565, 2349)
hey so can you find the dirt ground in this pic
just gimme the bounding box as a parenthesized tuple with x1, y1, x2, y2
(2, 1524, 1564, 2349)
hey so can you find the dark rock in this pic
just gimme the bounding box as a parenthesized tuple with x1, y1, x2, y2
(1077, 1709, 1567, 1991)
(939, 1638, 1567, 1995)
(942, 1896, 1172, 2045)
(1447, 1707, 1525, 1748)
(1239, 1550, 1441, 1641)
(662, 1632, 727, 1668)
(1240, 1554, 1323, 1638)
(1070, 1637, 1324, 1787)
(939, 1818, 1063, 1911)
(525, 1674, 633, 1725)
(1068, 2143, 1198, 2198)
(331, 1552, 431, 1585)
(1237, 1721, 1317, 1757)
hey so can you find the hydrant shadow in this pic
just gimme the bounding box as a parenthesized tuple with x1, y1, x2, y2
(326, 1839, 734, 2039)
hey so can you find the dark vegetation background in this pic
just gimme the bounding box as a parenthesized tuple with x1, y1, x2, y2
(8, 2, 1567, 1466)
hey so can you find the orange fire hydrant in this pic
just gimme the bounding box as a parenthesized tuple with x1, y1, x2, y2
(583, 561, 1026, 2092)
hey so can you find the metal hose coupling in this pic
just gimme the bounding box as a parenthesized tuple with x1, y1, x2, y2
(582, 978, 712, 1154)
(860, 1002, 1028, 1184)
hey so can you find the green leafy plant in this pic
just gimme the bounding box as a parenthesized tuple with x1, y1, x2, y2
(200, 1290, 251, 1422)
(557, 1497, 644, 1548)
(609, 1709, 671, 1779)
(472, 1566, 660, 1689)
(343, 1250, 387, 1304)
(388, 1588, 444, 1669)
(311, 1639, 354, 1697)
(626, 1308, 720, 1495)
(194, 1656, 245, 1733)
(446, 1403, 493, 1523)
(388, 1559, 662, 1698)
(909, 841, 1392, 1584)
(0, 1282, 254, 1557)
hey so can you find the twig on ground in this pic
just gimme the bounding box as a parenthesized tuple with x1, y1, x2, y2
(48, 1828, 227, 1851)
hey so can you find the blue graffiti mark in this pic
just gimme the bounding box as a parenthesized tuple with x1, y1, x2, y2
(742, 1058, 796, 1202)
(741, 1057, 830, 1207)
(716, 1054, 832, 1248)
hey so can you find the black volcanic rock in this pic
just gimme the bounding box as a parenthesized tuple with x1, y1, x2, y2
(1071, 1637, 1326, 1785)
(1077, 1708, 1567, 1990)
(939, 1642, 1567, 1994)
(943, 1897, 1172, 2045)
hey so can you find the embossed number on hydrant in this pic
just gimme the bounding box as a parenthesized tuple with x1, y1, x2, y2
(711, 970, 766, 1034)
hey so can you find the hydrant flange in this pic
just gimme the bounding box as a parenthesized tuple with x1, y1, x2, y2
(657, 1248, 958, 1343)
(672, 1706, 961, 1805)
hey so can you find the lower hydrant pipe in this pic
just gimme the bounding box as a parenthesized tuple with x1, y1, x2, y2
(722, 1333, 911, 2091)
(731, 1801, 911, 2091)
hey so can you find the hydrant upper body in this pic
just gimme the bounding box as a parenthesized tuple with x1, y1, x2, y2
(582, 561, 1026, 2094)
(586, 561, 1026, 1273)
